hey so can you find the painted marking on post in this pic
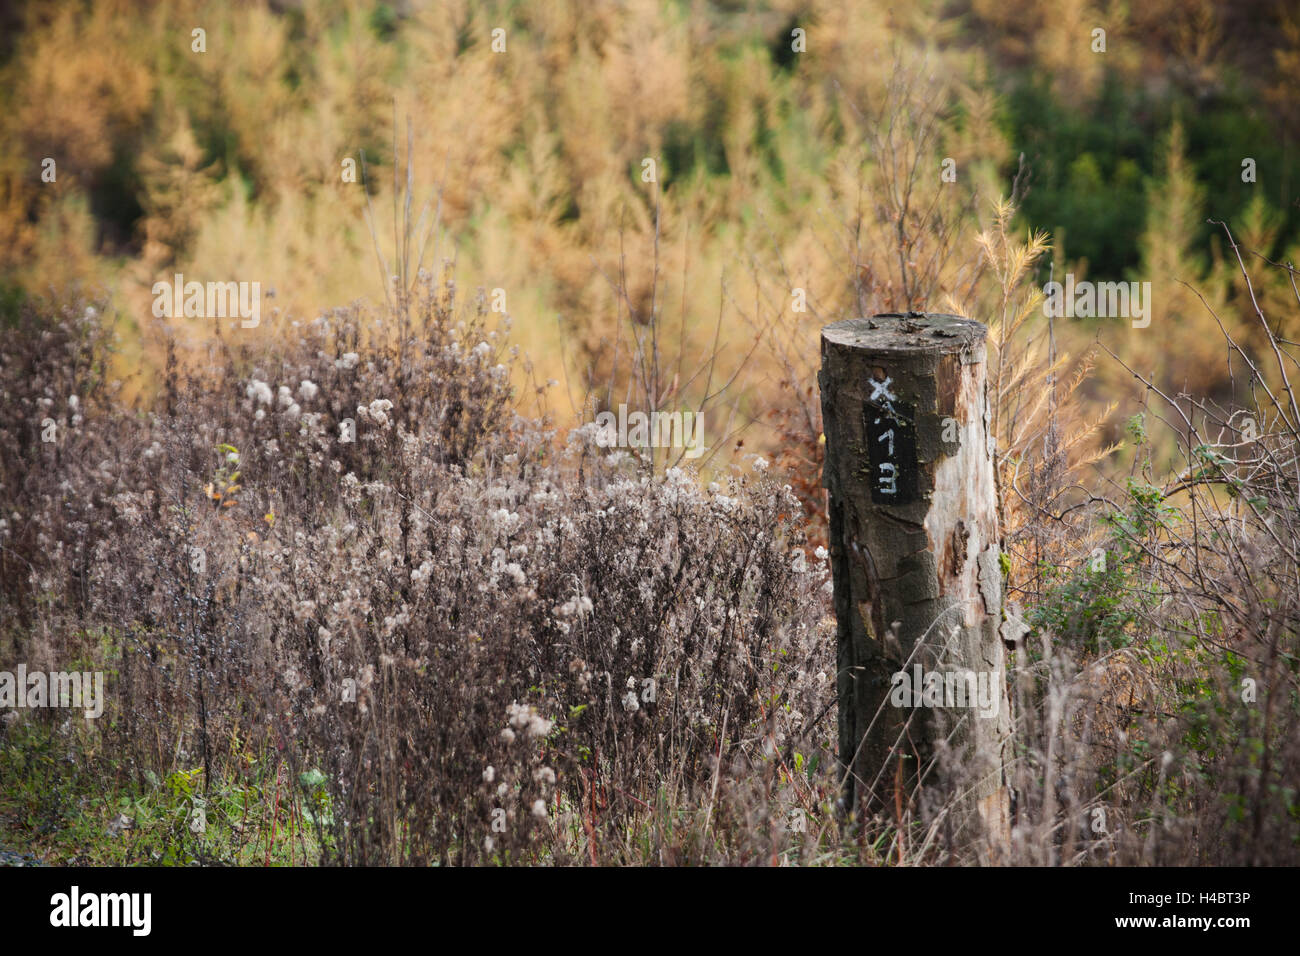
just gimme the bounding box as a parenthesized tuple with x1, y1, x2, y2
(865, 392, 917, 505)
(869, 377, 895, 404)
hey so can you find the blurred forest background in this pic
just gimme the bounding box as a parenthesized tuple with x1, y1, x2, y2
(3, 0, 1299, 464)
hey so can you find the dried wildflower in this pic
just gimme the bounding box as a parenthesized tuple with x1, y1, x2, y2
(506, 702, 553, 739)
(245, 379, 273, 405)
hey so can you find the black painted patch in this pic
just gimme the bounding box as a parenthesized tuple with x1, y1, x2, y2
(864, 393, 918, 505)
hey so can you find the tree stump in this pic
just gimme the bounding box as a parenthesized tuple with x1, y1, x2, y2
(819, 312, 1011, 857)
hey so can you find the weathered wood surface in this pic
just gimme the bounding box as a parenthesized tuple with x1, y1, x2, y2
(819, 312, 1011, 855)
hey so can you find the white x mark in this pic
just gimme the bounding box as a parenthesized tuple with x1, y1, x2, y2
(869, 377, 895, 403)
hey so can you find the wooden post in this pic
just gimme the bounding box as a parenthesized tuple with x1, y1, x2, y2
(819, 312, 1011, 856)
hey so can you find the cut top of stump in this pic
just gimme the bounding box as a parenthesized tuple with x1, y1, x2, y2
(821, 313, 986, 355)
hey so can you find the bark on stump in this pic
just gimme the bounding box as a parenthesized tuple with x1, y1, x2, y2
(819, 313, 1011, 857)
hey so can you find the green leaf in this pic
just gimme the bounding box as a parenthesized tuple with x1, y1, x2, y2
(299, 768, 326, 788)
